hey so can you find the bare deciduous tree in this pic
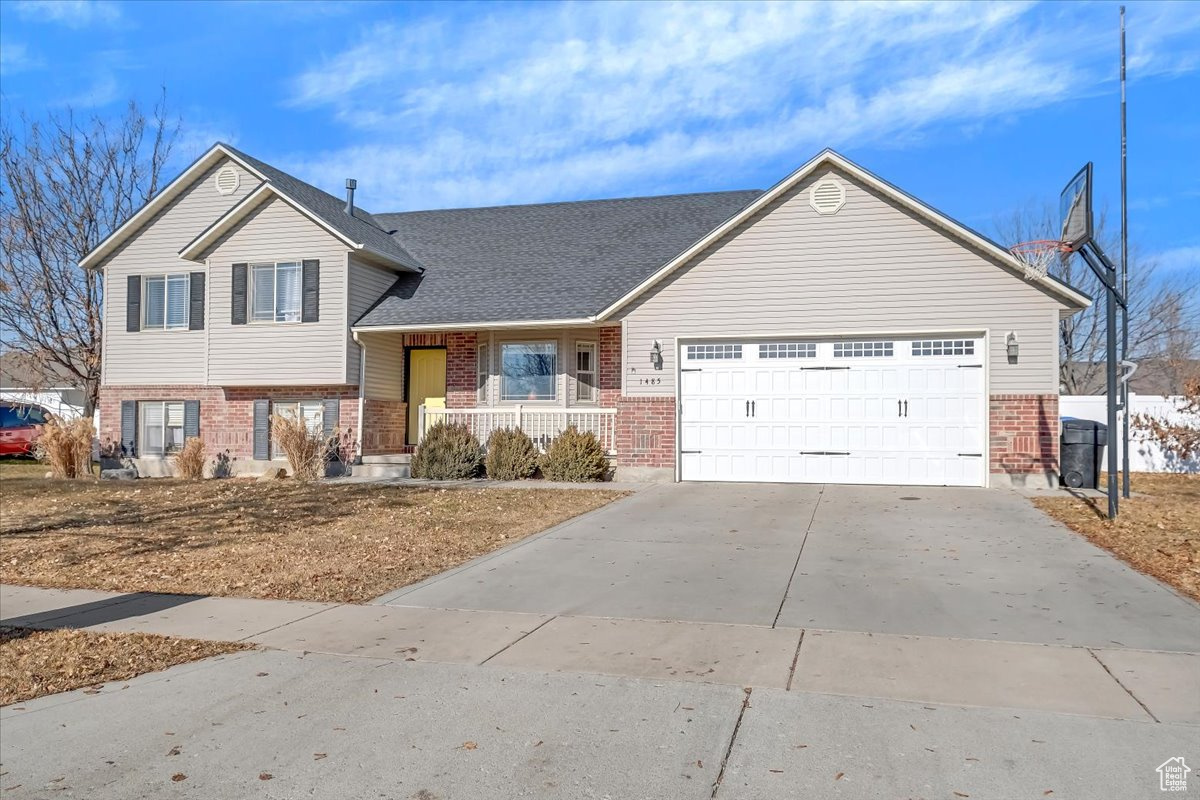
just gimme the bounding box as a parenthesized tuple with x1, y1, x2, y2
(994, 204, 1199, 394)
(0, 91, 179, 415)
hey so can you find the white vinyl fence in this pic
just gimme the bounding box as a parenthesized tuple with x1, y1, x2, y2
(1060, 393, 1199, 473)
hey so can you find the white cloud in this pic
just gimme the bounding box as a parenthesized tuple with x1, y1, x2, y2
(13, 0, 121, 28)
(1150, 245, 1200, 273)
(0, 41, 43, 74)
(279, 0, 1195, 211)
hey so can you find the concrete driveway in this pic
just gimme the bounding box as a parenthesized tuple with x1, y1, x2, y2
(380, 483, 1200, 652)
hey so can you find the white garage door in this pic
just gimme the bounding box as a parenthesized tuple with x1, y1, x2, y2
(679, 337, 986, 486)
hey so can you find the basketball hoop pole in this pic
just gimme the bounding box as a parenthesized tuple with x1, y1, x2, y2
(1077, 241, 1125, 519)
(1120, 5, 1131, 499)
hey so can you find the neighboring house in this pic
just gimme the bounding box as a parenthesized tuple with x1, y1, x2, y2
(0, 352, 89, 421)
(84, 144, 1089, 486)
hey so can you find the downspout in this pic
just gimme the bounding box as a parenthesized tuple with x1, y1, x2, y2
(352, 330, 365, 465)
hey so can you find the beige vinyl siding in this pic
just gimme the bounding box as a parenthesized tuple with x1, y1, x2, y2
(347, 256, 403, 385)
(617, 168, 1063, 396)
(359, 331, 405, 400)
(205, 196, 350, 385)
(101, 158, 257, 386)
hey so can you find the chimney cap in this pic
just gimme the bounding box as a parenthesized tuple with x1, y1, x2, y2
(345, 178, 357, 190)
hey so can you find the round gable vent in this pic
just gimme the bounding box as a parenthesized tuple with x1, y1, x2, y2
(214, 166, 240, 195)
(809, 178, 845, 215)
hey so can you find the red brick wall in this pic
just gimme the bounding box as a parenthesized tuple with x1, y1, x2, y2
(990, 394, 1058, 477)
(615, 396, 676, 469)
(599, 326, 622, 407)
(361, 399, 406, 456)
(98, 385, 359, 461)
(445, 332, 477, 408)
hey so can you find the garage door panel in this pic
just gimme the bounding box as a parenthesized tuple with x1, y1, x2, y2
(679, 336, 986, 486)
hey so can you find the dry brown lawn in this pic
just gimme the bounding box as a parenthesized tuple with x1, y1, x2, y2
(0, 626, 248, 706)
(1034, 473, 1200, 601)
(0, 479, 623, 603)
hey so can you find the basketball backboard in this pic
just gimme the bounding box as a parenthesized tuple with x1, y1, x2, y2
(1059, 162, 1093, 251)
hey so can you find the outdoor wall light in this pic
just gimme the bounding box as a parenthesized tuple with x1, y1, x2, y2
(1006, 331, 1019, 363)
(650, 340, 663, 370)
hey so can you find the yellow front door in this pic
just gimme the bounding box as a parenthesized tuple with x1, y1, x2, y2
(407, 348, 447, 444)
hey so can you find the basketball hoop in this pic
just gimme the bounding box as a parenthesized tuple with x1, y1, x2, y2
(1009, 240, 1071, 281)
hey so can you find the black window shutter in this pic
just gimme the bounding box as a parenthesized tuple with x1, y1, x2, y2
(183, 400, 201, 439)
(188, 272, 205, 330)
(231, 263, 248, 325)
(301, 259, 320, 323)
(126, 275, 141, 332)
(253, 399, 270, 460)
(120, 400, 137, 456)
(322, 398, 340, 438)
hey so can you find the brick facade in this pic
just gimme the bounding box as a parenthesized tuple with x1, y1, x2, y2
(598, 326, 622, 407)
(445, 332, 478, 408)
(361, 398, 406, 456)
(615, 396, 676, 469)
(98, 385, 359, 462)
(989, 394, 1059, 479)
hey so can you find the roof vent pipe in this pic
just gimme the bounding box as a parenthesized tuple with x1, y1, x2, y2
(344, 178, 357, 216)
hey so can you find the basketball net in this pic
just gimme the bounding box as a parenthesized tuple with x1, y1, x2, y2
(1009, 240, 1070, 281)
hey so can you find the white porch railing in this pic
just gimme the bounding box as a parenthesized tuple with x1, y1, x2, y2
(419, 405, 618, 454)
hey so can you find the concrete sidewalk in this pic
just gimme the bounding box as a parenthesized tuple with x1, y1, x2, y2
(2, 647, 1195, 800)
(4, 583, 1197, 724)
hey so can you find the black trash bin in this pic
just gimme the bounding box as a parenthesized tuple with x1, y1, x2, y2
(1060, 418, 1108, 489)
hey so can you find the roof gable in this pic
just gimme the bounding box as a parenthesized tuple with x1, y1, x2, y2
(81, 142, 421, 271)
(594, 150, 1091, 319)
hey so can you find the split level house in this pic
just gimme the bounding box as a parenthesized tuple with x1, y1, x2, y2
(86, 144, 1090, 487)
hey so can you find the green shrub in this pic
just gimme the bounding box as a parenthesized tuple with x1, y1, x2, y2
(540, 426, 609, 482)
(485, 428, 539, 481)
(411, 422, 483, 480)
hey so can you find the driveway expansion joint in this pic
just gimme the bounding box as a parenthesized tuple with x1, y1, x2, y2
(710, 687, 753, 799)
(1086, 647, 1160, 723)
(772, 484, 824, 629)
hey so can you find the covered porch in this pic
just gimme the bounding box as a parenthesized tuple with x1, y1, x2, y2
(353, 325, 624, 462)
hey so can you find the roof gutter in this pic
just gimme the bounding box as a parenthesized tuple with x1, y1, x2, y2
(351, 317, 597, 334)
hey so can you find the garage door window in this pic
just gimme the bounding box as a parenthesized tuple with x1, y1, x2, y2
(759, 342, 816, 359)
(912, 339, 974, 356)
(686, 344, 742, 360)
(833, 341, 893, 358)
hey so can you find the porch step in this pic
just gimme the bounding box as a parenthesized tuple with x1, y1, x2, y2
(353, 462, 411, 479)
(361, 454, 413, 465)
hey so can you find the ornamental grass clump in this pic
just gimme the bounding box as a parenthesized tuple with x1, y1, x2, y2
(271, 414, 333, 482)
(33, 415, 94, 479)
(411, 422, 483, 480)
(484, 428, 539, 480)
(173, 436, 206, 479)
(540, 426, 609, 482)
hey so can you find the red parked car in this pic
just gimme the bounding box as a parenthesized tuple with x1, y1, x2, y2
(0, 402, 51, 456)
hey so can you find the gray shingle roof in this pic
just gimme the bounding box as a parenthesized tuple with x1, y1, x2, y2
(357, 190, 761, 327)
(221, 143, 423, 270)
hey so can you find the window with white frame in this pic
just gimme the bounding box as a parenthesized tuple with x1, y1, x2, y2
(140, 401, 184, 455)
(575, 341, 597, 402)
(833, 341, 893, 358)
(144, 274, 189, 329)
(476, 343, 489, 404)
(251, 261, 302, 323)
(912, 339, 974, 356)
(501, 342, 557, 401)
(271, 400, 324, 459)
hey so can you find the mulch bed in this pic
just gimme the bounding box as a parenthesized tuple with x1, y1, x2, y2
(1033, 473, 1199, 602)
(0, 627, 249, 706)
(0, 479, 622, 603)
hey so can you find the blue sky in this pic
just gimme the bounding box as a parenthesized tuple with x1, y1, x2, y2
(2, 0, 1197, 274)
